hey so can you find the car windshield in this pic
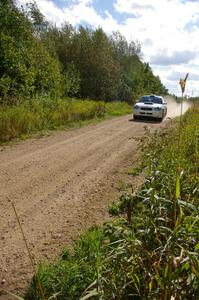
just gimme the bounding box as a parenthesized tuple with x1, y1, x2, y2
(138, 96, 163, 104)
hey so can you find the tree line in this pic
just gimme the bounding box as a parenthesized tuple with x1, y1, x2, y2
(0, 0, 168, 105)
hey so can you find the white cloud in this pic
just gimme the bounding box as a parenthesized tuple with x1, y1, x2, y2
(17, 0, 66, 24)
(16, 0, 199, 96)
(18, 0, 119, 31)
(113, 0, 199, 95)
(151, 50, 196, 65)
(114, 0, 155, 16)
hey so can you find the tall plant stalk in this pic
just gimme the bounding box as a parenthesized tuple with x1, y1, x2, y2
(10, 200, 46, 300)
(174, 73, 189, 229)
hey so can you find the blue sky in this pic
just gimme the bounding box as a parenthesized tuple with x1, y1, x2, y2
(17, 0, 199, 96)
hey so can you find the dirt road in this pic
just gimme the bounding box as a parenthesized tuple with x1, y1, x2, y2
(0, 98, 189, 298)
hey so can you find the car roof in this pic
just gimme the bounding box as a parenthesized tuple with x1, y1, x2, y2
(138, 95, 165, 104)
(141, 95, 163, 99)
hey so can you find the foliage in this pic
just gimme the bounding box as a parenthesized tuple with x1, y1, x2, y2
(0, 1, 168, 104)
(25, 227, 104, 300)
(105, 101, 132, 116)
(0, 0, 62, 102)
(25, 105, 199, 299)
(0, 98, 131, 142)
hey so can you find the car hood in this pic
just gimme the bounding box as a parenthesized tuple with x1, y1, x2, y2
(135, 103, 162, 108)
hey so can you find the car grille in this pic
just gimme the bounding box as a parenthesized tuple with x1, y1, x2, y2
(141, 107, 153, 111)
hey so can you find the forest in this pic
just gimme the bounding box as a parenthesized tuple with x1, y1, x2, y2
(0, 0, 168, 105)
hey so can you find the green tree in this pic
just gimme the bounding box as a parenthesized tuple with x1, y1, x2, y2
(0, 0, 62, 102)
(0, 1, 168, 103)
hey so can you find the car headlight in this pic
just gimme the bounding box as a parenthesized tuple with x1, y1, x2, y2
(134, 105, 139, 109)
(154, 107, 162, 111)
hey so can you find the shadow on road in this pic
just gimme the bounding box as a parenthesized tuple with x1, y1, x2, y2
(128, 117, 162, 124)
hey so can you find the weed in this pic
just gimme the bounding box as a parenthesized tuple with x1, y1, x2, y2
(127, 163, 144, 176)
(116, 179, 132, 191)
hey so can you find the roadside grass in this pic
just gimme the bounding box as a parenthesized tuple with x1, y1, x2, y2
(0, 98, 132, 143)
(116, 179, 132, 191)
(127, 163, 144, 176)
(23, 103, 199, 299)
(105, 101, 132, 116)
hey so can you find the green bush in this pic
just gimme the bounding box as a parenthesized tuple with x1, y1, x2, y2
(25, 227, 104, 300)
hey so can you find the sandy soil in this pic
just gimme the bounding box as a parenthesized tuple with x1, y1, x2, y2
(0, 98, 189, 298)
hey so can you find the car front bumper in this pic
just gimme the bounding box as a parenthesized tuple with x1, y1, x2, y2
(133, 109, 163, 118)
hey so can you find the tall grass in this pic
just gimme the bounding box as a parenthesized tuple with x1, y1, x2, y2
(24, 104, 199, 299)
(105, 101, 132, 116)
(0, 98, 132, 142)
